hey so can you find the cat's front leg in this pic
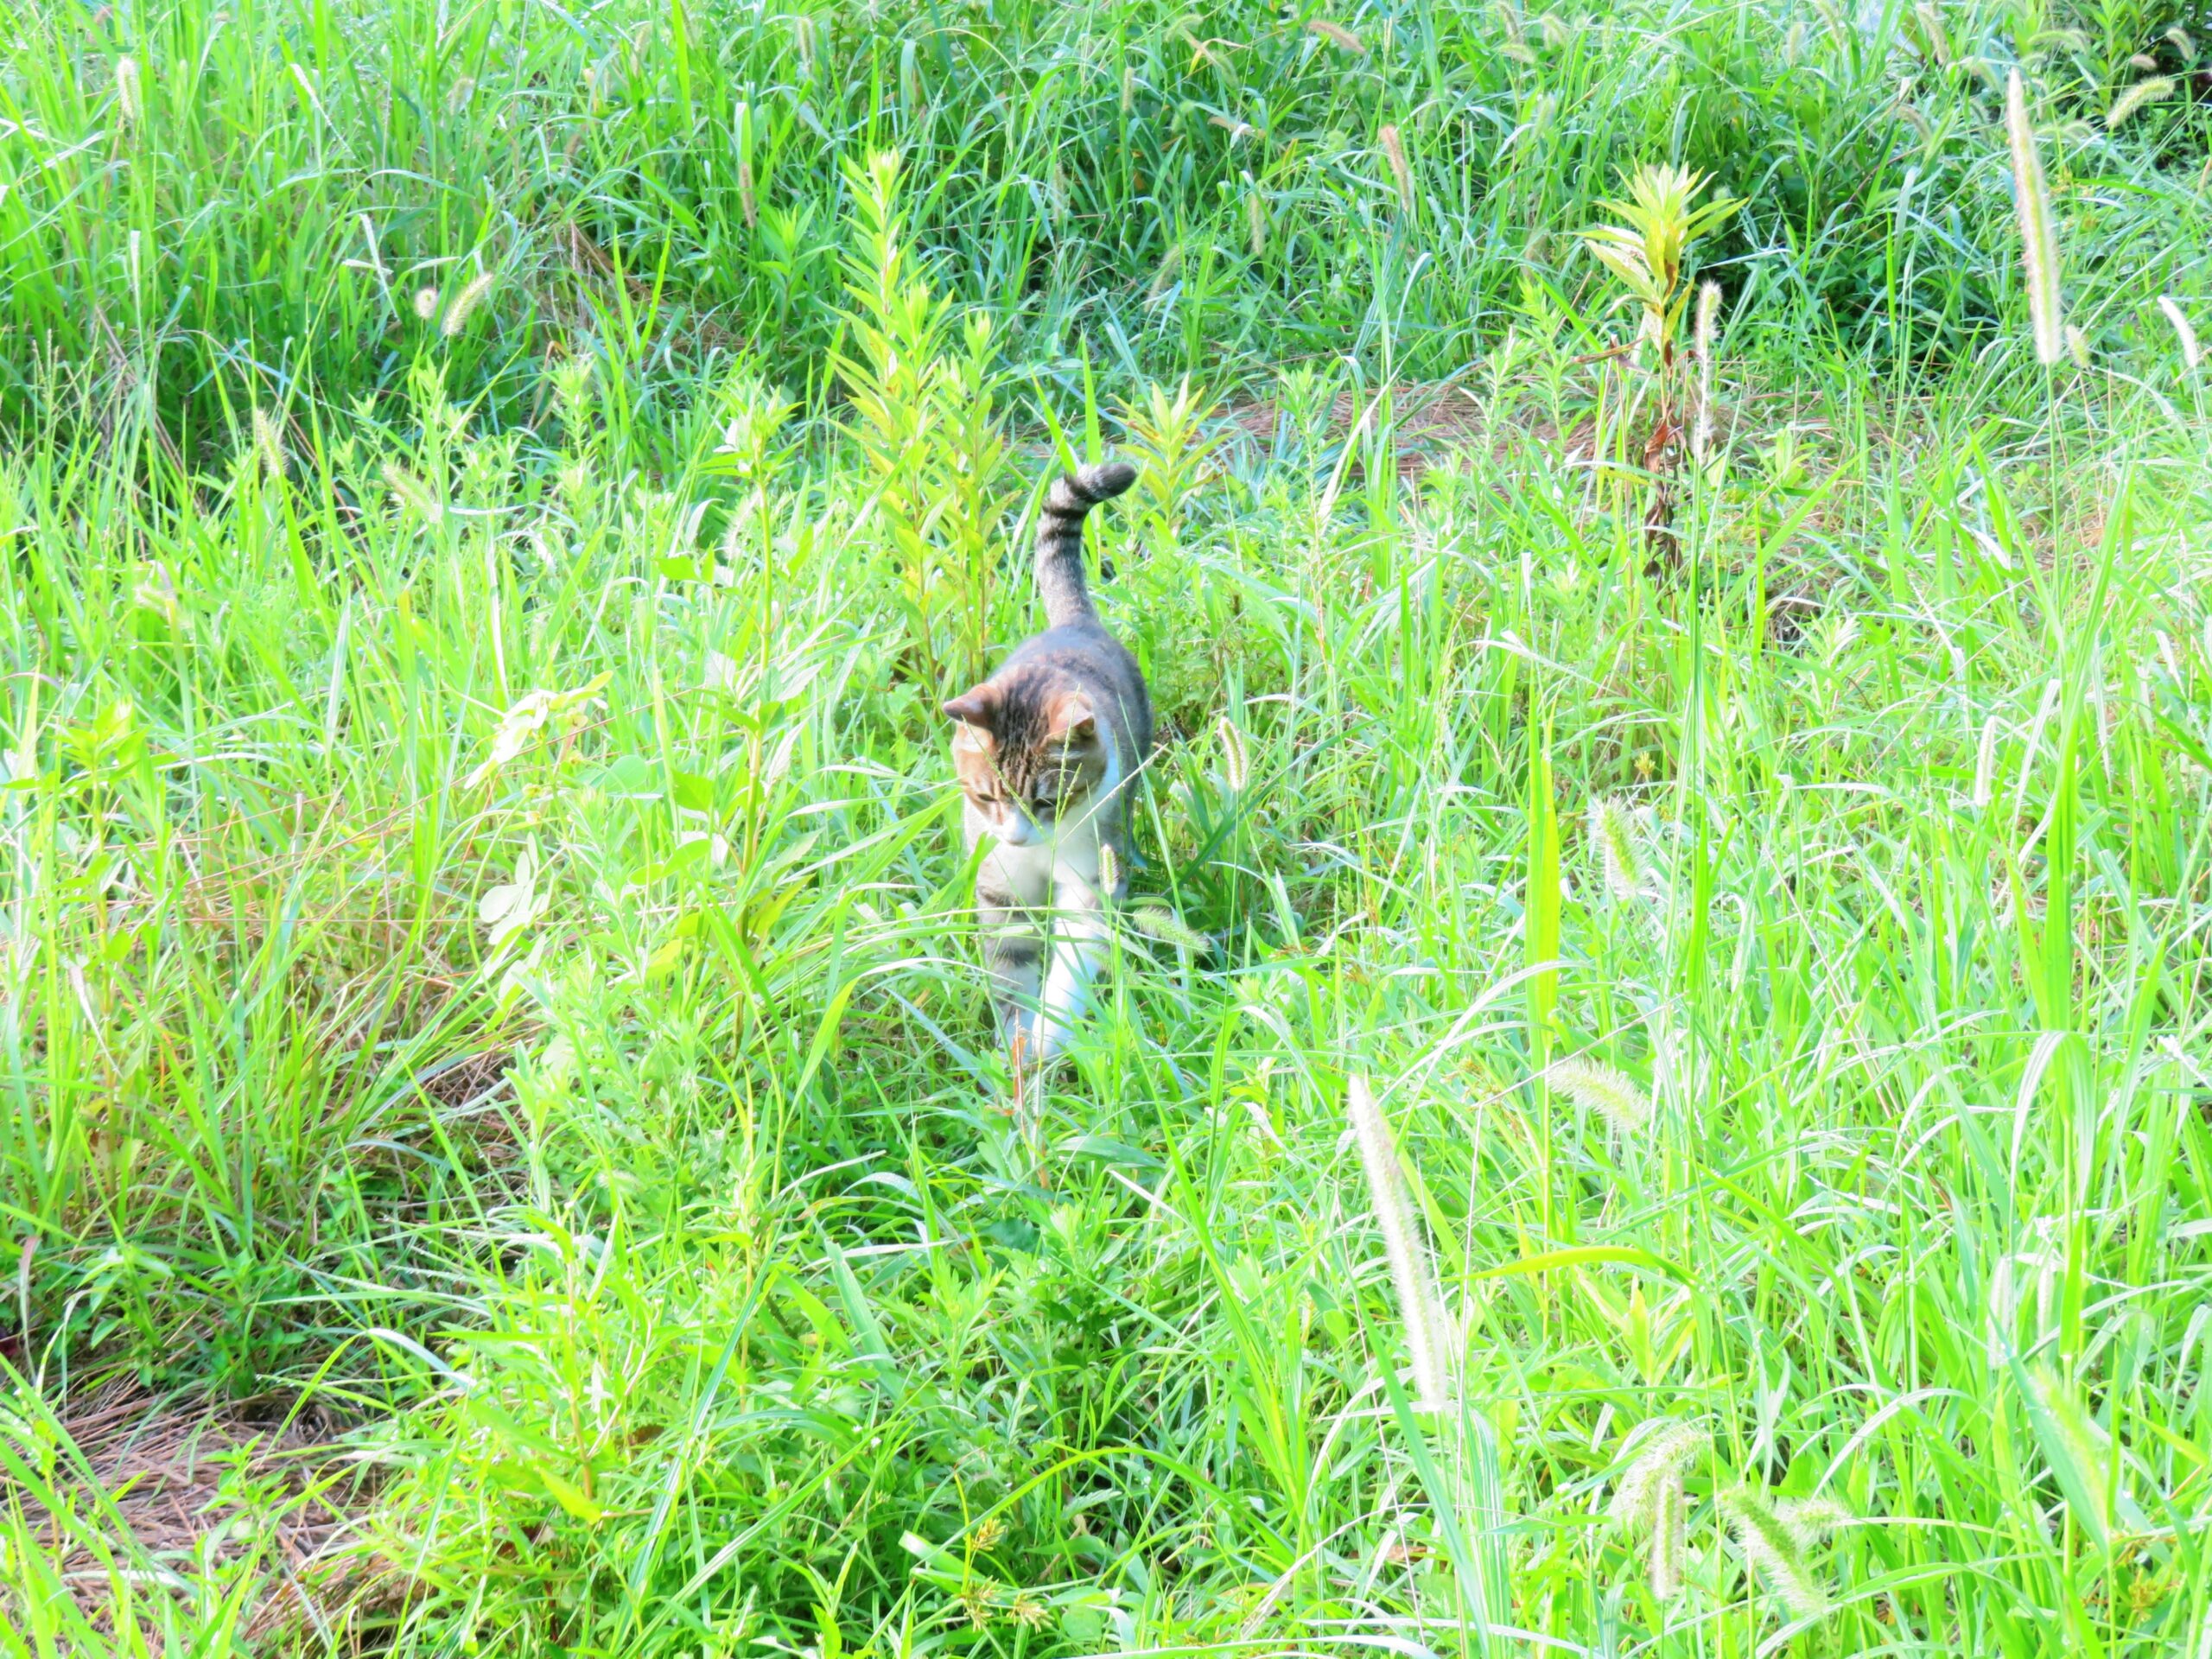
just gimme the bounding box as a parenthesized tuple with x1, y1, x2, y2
(976, 839, 1050, 1050)
(1032, 868, 1111, 1065)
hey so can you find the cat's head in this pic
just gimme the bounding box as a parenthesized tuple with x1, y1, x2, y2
(943, 676, 1110, 846)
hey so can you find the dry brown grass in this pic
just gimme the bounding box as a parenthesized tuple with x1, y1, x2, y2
(4, 1376, 390, 1642)
(555, 221, 747, 358)
(1224, 380, 1548, 479)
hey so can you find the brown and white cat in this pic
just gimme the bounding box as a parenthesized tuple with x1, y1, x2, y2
(942, 461, 1148, 1066)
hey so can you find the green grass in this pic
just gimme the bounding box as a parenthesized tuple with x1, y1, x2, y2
(3, 0, 2212, 1654)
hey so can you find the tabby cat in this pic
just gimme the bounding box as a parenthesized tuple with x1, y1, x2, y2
(942, 461, 1148, 1066)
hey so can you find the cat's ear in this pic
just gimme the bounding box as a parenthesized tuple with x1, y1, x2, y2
(1048, 695, 1098, 747)
(942, 684, 1001, 729)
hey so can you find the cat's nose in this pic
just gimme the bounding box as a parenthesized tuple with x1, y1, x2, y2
(997, 810, 1039, 847)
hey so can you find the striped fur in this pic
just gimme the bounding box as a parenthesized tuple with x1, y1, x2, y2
(1033, 461, 1138, 626)
(943, 461, 1147, 1065)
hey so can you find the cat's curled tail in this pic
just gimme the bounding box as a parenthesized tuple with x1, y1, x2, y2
(1034, 461, 1138, 628)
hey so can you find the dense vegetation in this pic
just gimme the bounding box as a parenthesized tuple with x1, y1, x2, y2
(3, 0, 2210, 1653)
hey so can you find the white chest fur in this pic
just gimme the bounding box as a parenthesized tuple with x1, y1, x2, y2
(963, 737, 1124, 1063)
(968, 741, 1122, 906)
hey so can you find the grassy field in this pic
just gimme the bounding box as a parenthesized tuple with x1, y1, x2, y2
(3, 0, 2212, 1653)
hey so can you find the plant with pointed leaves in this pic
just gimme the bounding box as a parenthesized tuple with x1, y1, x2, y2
(1582, 166, 1741, 372)
(1580, 164, 1740, 560)
(1117, 376, 1223, 542)
(834, 151, 1018, 691)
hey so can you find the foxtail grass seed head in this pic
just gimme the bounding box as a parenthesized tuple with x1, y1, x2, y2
(1244, 175, 1266, 257)
(116, 55, 141, 125)
(414, 286, 440, 321)
(792, 13, 817, 70)
(384, 461, 444, 526)
(1913, 3, 1950, 64)
(1148, 242, 1183, 300)
(1216, 717, 1249, 791)
(2106, 75, 2177, 126)
(442, 270, 495, 337)
(1130, 903, 1209, 953)
(1588, 797, 1645, 901)
(1307, 18, 1365, 54)
(1694, 280, 1719, 365)
(2167, 25, 2194, 59)
(2159, 296, 2201, 369)
(1537, 10, 1570, 51)
(1548, 1058, 1654, 1134)
(1346, 1076, 1454, 1411)
(1610, 1420, 1707, 1596)
(1515, 89, 1557, 150)
(2005, 68, 2065, 366)
(1096, 842, 1119, 897)
(2065, 323, 2089, 367)
(737, 152, 758, 226)
(2128, 52, 2160, 71)
(1649, 1476, 1688, 1598)
(1380, 124, 1412, 208)
(1774, 1496, 1850, 1548)
(251, 407, 287, 478)
(1693, 280, 1719, 461)
(1722, 1487, 1832, 1619)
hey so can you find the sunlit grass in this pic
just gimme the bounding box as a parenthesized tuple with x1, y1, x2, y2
(3, 1, 2212, 1656)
